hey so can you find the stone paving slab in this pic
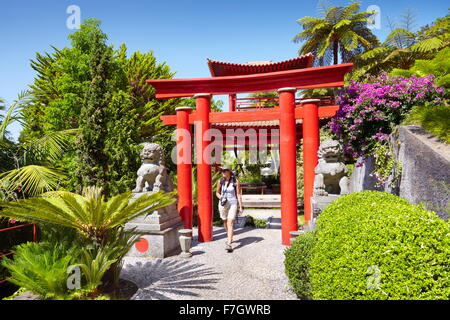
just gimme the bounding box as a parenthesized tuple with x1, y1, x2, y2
(120, 227, 298, 300)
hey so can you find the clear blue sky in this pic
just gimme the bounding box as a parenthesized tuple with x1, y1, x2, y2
(1, 0, 448, 138)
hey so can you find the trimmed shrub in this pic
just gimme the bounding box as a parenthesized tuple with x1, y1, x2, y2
(310, 191, 450, 300)
(284, 230, 317, 299)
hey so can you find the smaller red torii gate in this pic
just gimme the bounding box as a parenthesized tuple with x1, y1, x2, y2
(147, 59, 352, 245)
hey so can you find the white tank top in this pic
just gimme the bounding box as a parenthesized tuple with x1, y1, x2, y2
(221, 179, 237, 205)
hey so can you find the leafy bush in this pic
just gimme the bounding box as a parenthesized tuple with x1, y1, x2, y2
(403, 104, 450, 143)
(284, 230, 316, 299)
(1, 241, 79, 299)
(310, 191, 450, 300)
(1, 225, 135, 299)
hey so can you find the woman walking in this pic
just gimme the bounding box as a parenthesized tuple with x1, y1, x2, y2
(215, 166, 243, 252)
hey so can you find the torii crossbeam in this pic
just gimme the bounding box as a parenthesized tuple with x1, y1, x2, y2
(147, 59, 352, 245)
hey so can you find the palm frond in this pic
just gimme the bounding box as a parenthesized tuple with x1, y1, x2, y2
(409, 35, 447, 53)
(21, 128, 78, 162)
(0, 92, 30, 142)
(0, 165, 65, 197)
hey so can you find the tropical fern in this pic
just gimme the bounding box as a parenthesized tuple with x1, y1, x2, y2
(353, 11, 450, 80)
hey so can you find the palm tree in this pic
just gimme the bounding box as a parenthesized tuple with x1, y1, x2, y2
(352, 12, 450, 80)
(0, 92, 77, 197)
(293, 1, 378, 66)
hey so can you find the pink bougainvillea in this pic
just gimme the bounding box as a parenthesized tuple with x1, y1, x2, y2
(329, 73, 445, 159)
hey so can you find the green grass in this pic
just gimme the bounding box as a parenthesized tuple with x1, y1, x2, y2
(298, 214, 305, 227)
(403, 104, 450, 143)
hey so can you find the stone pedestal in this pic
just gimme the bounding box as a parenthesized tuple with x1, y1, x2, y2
(125, 192, 183, 258)
(289, 230, 304, 245)
(178, 229, 193, 258)
(310, 194, 341, 229)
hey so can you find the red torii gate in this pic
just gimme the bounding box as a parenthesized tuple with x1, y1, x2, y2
(147, 57, 352, 245)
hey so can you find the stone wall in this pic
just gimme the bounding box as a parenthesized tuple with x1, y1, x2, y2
(349, 125, 450, 220)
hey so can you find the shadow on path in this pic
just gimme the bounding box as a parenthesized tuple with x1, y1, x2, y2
(205, 226, 254, 242)
(233, 236, 264, 250)
(121, 259, 221, 300)
(194, 227, 264, 251)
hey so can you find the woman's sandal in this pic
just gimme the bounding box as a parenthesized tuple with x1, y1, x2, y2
(225, 242, 233, 252)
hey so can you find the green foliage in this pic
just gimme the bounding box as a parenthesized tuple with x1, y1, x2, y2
(246, 91, 278, 109)
(0, 92, 77, 197)
(244, 216, 267, 228)
(310, 191, 450, 300)
(1, 225, 133, 299)
(293, 0, 378, 65)
(1, 241, 79, 299)
(239, 163, 262, 184)
(21, 19, 180, 196)
(372, 141, 402, 187)
(0, 188, 160, 298)
(284, 230, 316, 299)
(352, 12, 450, 80)
(74, 19, 122, 196)
(403, 104, 450, 143)
(180, 96, 224, 113)
(77, 246, 116, 292)
(392, 47, 450, 97)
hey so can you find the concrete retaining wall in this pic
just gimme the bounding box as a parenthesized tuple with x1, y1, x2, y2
(350, 125, 450, 220)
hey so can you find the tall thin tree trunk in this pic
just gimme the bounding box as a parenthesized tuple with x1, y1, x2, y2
(333, 41, 339, 64)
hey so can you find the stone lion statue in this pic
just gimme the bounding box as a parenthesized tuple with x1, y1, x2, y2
(313, 140, 349, 196)
(132, 143, 174, 193)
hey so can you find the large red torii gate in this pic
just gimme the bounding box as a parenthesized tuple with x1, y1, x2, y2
(147, 58, 352, 245)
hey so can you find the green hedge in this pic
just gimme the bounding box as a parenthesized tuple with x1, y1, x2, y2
(310, 191, 450, 300)
(284, 230, 316, 299)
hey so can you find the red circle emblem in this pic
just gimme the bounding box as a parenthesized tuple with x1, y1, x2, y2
(135, 238, 149, 252)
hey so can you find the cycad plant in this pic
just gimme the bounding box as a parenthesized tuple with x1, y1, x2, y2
(1, 187, 175, 298)
(1, 241, 79, 300)
(0, 186, 175, 243)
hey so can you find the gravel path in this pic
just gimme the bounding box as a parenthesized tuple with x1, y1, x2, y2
(120, 226, 298, 300)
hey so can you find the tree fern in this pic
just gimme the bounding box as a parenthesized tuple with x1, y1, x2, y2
(293, 0, 378, 65)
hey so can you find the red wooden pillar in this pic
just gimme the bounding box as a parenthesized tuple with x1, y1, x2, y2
(278, 87, 298, 246)
(175, 106, 193, 229)
(301, 99, 320, 226)
(194, 93, 213, 242)
(229, 94, 236, 112)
